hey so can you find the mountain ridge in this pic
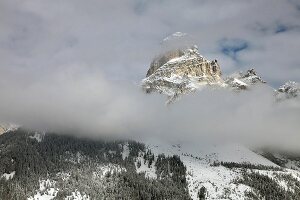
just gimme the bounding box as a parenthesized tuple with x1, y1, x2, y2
(142, 34, 299, 103)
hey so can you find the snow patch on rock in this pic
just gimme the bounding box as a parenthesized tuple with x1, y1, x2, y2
(1, 171, 15, 180)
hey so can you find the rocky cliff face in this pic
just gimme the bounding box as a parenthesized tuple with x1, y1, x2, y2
(142, 45, 224, 102)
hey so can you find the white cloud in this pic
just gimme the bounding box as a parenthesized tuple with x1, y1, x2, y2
(0, 0, 300, 149)
(1, 0, 300, 82)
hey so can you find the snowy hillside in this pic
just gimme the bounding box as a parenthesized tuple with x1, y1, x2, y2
(141, 141, 283, 199)
(1, 130, 300, 199)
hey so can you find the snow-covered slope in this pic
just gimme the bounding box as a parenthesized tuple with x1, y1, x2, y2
(148, 141, 260, 199)
(137, 140, 287, 199)
(1, 129, 300, 199)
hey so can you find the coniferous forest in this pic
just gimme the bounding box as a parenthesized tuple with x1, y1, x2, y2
(1, 130, 300, 199)
(0, 130, 191, 199)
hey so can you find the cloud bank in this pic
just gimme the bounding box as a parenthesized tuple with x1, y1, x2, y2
(0, 67, 299, 149)
(1, 0, 300, 84)
(0, 0, 300, 149)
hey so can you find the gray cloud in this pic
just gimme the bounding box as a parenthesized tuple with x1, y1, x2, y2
(0, 0, 300, 149)
(0, 71, 300, 149)
(1, 0, 300, 83)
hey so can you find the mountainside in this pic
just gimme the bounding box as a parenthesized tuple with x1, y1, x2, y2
(139, 33, 300, 199)
(142, 47, 269, 103)
(1, 130, 300, 200)
(145, 141, 300, 200)
(1, 33, 300, 200)
(142, 33, 298, 102)
(142, 45, 224, 103)
(0, 130, 190, 200)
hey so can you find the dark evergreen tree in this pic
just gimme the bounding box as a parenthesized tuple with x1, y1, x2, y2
(198, 186, 206, 200)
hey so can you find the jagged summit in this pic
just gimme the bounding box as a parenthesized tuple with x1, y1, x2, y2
(241, 69, 266, 84)
(142, 33, 299, 104)
(276, 81, 300, 100)
(225, 69, 266, 90)
(142, 45, 223, 102)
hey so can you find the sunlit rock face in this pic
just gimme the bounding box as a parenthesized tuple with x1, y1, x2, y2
(142, 33, 224, 103)
(146, 49, 185, 77)
(142, 32, 297, 104)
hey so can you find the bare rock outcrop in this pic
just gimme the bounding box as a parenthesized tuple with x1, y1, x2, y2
(225, 69, 266, 90)
(142, 45, 224, 102)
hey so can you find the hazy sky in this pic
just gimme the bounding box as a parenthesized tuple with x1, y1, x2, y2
(0, 0, 300, 149)
(1, 0, 300, 85)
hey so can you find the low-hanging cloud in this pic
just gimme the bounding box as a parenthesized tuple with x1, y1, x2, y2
(0, 0, 300, 150)
(0, 65, 299, 150)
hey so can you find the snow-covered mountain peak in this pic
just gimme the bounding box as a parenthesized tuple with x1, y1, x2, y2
(142, 33, 273, 102)
(225, 69, 266, 90)
(241, 69, 266, 84)
(141, 40, 268, 103)
(142, 45, 223, 103)
(276, 81, 300, 100)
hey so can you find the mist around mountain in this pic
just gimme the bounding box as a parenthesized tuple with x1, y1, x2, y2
(142, 32, 299, 103)
(1, 0, 300, 198)
(0, 32, 300, 200)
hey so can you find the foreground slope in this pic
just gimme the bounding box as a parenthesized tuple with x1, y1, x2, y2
(0, 130, 191, 200)
(1, 130, 300, 200)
